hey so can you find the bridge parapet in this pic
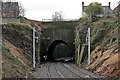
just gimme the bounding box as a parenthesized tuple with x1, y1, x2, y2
(41, 19, 79, 22)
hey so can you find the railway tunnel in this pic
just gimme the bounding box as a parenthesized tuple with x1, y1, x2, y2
(47, 40, 71, 61)
(40, 21, 78, 62)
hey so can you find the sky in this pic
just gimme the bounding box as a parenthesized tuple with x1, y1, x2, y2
(15, 0, 119, 21)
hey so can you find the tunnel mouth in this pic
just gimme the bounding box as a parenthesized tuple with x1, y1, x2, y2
(47, 40, 73, 62)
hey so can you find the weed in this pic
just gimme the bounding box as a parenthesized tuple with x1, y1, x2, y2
(2, 44, 28, 77)
(91, 28, 106, 44)
(2, 44, 26, 67)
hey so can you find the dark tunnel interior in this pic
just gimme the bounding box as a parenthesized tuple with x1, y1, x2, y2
(47, 40, 70, 61)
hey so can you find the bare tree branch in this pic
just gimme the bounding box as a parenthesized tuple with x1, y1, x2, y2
(19, 2, 26, 17)
(52, 11, 64, 21)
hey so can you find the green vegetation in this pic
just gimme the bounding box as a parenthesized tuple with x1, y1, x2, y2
(75, 17, 120, 66)
(76, 45, 80, 64)
(91, 28, 106, 45)
(0, 41, 2, 77)
(5, 23, 32, 39)
(85, 2, 103, 22)
(75, 30, 81, 65)
(2, 23, 34, 77)
(85, 2, 103, 16)
(3, 45, 18, 65)
(91, 19, 120, 46)
(3, 23, 33, 57)
(2, 43, 29, 78)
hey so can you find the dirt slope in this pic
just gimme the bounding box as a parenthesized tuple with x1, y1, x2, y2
(1, 17, 43, 78)
(89, 44, 119, 77)
(2, 23, 33, 78)
(76, 18, 120, 78)
(2, 40, 31, 78)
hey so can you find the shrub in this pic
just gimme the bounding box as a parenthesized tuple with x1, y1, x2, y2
(91, 28, 106, 44)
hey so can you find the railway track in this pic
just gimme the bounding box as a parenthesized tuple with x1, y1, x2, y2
(47, 62, 51, 79)
(54, 63, 65, 79)
(68, 63, 104, 78)
(62, 63, 98, 78)
(47, 62, 66, 78)
(55, 62, 80, 78)
(33, 62, 104, 79)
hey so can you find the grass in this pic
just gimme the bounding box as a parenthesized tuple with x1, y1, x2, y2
(2, 22, 33, 77)
(0, 41, 2, 76)
(6, 23, 32, 37)
(91, 18, 120, 45)
(76, 17, 120, 67)
(0, 60, 2, 76)
(2, 44, 28, 77)
(3, 23, 33, 56)
(91, 28, 106, 45)
(2, 45, 21, 66)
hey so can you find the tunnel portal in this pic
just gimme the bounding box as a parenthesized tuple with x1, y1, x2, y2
(40, 21, 78, 62)
(47, 40, 70, 61)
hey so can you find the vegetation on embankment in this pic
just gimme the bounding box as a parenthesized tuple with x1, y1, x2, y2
(2, 23, 33, 78)
(2, 41, 30, 78)
(2, 23, 33, 60)
(75, 17, 120, 78)
(0, 42, 2, 79)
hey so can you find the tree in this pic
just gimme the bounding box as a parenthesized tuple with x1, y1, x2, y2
(118, 1, 120, 20)
(19, 2, 26, 17)
(119, 1, 120, 5)
(85, 2, 103, 17)
(52, 11, 64, 21)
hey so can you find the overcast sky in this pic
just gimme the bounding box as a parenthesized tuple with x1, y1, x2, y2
(16, 0, 119, 21)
